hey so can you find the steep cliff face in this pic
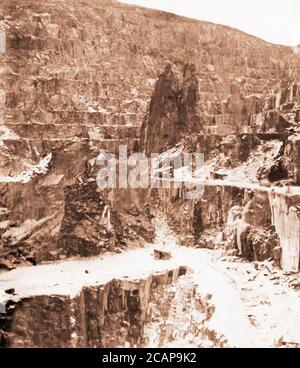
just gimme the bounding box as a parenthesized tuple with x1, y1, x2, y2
(156, 181, 280, 259)
(140, 64, 180, 154)
(140, 63, 202, 154)
(3, 275, 174, 348)
(142, 63, 300, 272)
(0, 246, 189, 348)
(1, 0, 300, 151)
(0, 155, 155, 269)
(283, 135, 300, 184)
(269, 192, 300, 273)
(1, 0, 300, 268)
(152, 137, 300, 271)
(2, 0, 300, 349)
(4, 239, 300, 348)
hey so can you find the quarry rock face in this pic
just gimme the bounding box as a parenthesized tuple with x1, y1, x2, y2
(140, 63, 202, 154)
(1, 0, 300, 348)
(2, 269, 186, 348)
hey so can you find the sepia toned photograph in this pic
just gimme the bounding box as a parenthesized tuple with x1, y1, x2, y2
(0, 0, 300, 351)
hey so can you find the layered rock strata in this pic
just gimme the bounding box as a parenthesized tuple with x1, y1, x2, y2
(1, 0, 300, 267)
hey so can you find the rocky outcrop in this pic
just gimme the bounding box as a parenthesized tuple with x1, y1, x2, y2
(283, 135, 300, 184)
(155, 181, 300, 271)
(0, 266, 187, 347)
(1, 244, 272, 348)
(139, 51, 300, 274)
(1, 0, 300, 268)
(140, 63, 202, 154)
(1, 0, 300, 349)
(269, 192, 300, 273)
(0, 141, 154, 268)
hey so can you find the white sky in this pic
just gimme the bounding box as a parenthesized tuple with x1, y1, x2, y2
(119, 0, 300, 46)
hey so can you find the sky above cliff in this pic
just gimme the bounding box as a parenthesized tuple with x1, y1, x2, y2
(119, 0, 300, 46)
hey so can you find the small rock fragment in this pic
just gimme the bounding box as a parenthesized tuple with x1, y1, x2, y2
(5, 288, 15, 295)
(154, 249, 172, 260)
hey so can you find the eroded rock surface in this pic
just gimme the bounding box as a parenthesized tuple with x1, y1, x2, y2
(140, 63, 202, 154)
(1, 0, 300, 349)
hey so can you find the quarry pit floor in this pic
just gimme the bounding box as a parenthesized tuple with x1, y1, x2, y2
(1, 216, 300, 348)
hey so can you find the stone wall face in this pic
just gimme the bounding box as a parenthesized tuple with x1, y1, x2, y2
(157, 185, 293, 266)
(1, 0, 300, 349)
(1, 0, 300, 147)
(140, 63, 203, 154)
(269, 192, 300, 273)
(0, 0, 299, 269)
(2, 267, 186, 348)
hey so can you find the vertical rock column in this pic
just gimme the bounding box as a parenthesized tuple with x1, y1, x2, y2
(140, 63, 203, 154)
(269, 192, 300, 273)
